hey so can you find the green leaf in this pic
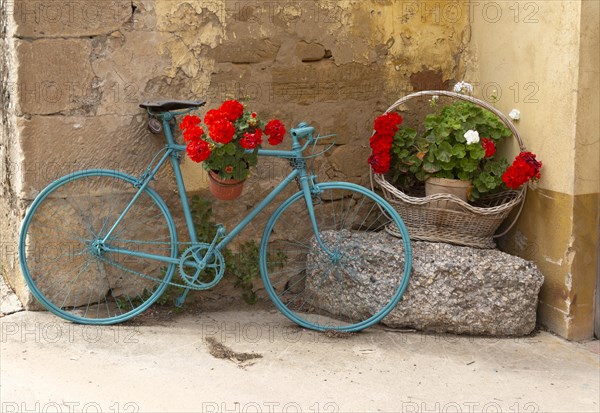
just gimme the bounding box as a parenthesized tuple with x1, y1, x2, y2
(224, 143, 236, 155)
(460, 157, 478, 173)
(435, 142, 453, 162)
(457, 171, 471, 181)
(415, 170, 427, 182)
(452, 144, 466, 158)
(436, 170, 454, 179)
(440, 159, 457, 171)
(397, 149, 410, 159)
(468, 143, 485, 160)
(425, 131, 437, 143)
(448, 119, 462, 130)
(233, 168, 248, 180)
(396, 127, 417, 145)
(422, 162, 441, 174)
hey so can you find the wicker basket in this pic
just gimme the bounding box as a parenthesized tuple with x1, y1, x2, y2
(371, 90, 527, 249)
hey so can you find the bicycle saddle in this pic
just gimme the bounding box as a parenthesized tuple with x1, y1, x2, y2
(139, 99, 206, 112)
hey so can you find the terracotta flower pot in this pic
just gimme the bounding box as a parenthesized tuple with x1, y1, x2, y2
(208, 171, 245, 201)
(425, 177, 471, 203)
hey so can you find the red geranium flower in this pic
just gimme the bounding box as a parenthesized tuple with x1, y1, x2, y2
(374, 112, 402, 136)
(240, 128, 263, 149)
(502, 151, 542, 189)
(180, 115, 201, 131)
(182, 125, 205, 143)
(481, 138, 496, 158)
(517, 151, 543, 174)
(204, 109, 226, 127)
(370, 132, 393, 153)
(368, 151, 391, 174)
(208, 119, 236, 144)
(368, 112, 401, 173)
(186, 139, 211, 163)
(265, 119, 286, 146)
(181, 100, 288, 182)
(219, 100, 245, 122)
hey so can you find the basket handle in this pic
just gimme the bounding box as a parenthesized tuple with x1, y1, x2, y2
(374, 90, 528, 239)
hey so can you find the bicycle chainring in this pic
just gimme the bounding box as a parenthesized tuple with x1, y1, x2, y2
(178, 244, 225, 290)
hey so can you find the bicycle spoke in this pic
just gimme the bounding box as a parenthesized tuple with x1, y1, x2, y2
(57, 259, 92, 309)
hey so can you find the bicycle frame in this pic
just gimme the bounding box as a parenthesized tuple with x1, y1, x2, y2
(100, 110, 329, 267)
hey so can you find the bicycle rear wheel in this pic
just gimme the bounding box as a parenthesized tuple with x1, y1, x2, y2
(260, 182, 412, 332)
(19, 170, 178, 324)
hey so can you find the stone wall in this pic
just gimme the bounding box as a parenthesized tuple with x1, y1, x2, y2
(2, 0, 470, 306)
(1, 0, 21, 305)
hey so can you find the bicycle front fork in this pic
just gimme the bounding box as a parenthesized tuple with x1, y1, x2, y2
(300, 174, 337, 259)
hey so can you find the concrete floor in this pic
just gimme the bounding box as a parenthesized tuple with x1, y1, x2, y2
(1, 309, 598, 413)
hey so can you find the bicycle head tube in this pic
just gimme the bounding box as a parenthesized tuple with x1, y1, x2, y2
(291, 123, 315, 141)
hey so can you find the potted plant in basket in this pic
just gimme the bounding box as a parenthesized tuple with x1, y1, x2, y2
(369, 85, 542, 202)
(180, 99, 287, 200)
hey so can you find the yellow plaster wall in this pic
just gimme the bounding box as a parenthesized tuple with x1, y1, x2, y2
(575, 0, 600, 196)
(471, 0, 599, 340)
(471, 0, 582, 194)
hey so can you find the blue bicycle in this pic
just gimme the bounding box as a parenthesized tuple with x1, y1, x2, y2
(19, 100, 412, 332)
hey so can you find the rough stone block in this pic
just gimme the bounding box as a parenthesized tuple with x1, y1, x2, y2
(12, 0, 132, 38)
(0, 274, 22, 315)
(16, 39, 95, 115)
(270, 63, 386, 105)
(0, 200, 29, 309)
(208, 39, 280, 64)
(17, 115, 176, 199)
(296, 41, 326, 62)
(307, 233, 544, 336)
(91, 31, 172, 116)
(327, 144, 370, 182)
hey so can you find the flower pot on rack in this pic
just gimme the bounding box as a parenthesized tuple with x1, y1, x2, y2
(208, 171, 245, 201)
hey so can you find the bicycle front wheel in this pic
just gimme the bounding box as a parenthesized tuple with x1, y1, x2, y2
(260, 182, 412, 332)
(19, 170, 178, 324)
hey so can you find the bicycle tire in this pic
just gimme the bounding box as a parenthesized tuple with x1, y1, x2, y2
(19, 170, 178, 324)
(260, 182, 412, 332)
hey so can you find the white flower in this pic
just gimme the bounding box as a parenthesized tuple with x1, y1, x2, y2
(429, 95, 440, 107)
(453, 81, 474, 95)
(509, 109, 521, 120)
(464, 129, 480, 145)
